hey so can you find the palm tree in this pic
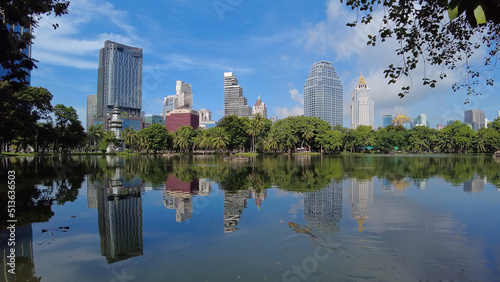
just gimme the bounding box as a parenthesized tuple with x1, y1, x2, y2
(263, 131, 279, 152)
(197, 129, 212, 151)
(87, 124, 104, 152)
(246, 114, 265, 152)
(211, 127, 229, 152)
(122, 127, 137, 151)
(136, 132, 149, 152)
(301, 126, 315, 151)
(173, 130, 191, 152)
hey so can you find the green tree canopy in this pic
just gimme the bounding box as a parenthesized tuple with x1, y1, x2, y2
(53, 104, 85, 152)
(341, 0, 500, 97)
(1, 0, 69, 87)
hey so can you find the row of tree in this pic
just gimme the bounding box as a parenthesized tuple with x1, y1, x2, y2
(3, 84, 500, 154)
(88, 114, 500, 154)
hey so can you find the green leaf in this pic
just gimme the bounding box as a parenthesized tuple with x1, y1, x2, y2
(474, 4, 486, 25)
(448, 6, 459, 20)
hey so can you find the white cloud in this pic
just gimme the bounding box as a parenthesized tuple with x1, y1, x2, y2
(32, 0, 143, 69)
(276, 106, 303, 118)
(162, 53, 252, 73)
(289, 89, 303, 105)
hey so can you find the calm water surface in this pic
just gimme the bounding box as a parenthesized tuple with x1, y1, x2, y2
(1, 155, 500, 281)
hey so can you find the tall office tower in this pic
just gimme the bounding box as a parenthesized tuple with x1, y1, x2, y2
(464, 109, 485, 131)
(303, 181, 343, 231)
(383, 114, 393, 128)
(175, 80, 193, 109)
(0, 21, 32, 84)
(350, 75, 374, 129)
(252, 95, 268, 118)
(498, 110, 500, 118)
(304, 61, 343, 127)
(95, 40, 143, 128)
(350, 178, 373, 232)
(86, 94, 97, 129)
(162, 95, 178, 116)
(224, 72, 252, 117)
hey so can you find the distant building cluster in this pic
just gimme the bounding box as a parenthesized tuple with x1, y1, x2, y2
(84, 40, 498, 133)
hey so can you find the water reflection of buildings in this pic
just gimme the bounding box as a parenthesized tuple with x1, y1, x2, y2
(463, 175, 486, 193)
(303, 180, 343, 231)
(163, 175, 198, 222)
(392, 179, 410, 190)
(224, 190, 252, 233)
(88, 166, 144, 263)
(350, 178, 373, 232)
(163, 176, 215, 222)
(1, 224, 36, 280)
(251, 188, 267, 210)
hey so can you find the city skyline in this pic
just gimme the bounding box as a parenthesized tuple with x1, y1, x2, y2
(29, 0, 500, 130)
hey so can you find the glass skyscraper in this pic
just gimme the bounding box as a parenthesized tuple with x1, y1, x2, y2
(304, 61, 343, 127)
(96, 40, 143, 125)
(383, 114, 393, 128)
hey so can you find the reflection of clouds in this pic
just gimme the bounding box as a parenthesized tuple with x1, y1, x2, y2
(288, 198, 304, 219)
(365, 196, 490, 280)
(34, 233, 104, 281)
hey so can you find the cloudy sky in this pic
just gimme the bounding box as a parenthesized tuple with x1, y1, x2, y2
(31, 0, 500, 129)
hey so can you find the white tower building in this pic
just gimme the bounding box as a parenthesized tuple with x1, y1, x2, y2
(350, 75, 374, 129)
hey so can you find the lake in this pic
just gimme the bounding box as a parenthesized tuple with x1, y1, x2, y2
(1, 154, 499, 281)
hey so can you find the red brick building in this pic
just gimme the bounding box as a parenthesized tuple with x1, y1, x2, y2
(165, 109, 199, 133)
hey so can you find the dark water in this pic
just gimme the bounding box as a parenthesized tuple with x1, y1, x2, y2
(1, 154, 500, 281)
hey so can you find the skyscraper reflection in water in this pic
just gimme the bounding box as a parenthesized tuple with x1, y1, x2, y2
(350, 178, 373, 232)
(89, 165, 144, 263)
(224, 190, 251, 233)
(303, 180, 343, 231)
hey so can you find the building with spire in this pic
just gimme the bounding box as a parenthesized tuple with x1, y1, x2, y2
(304, 61, 343, 127)
(350, 75, 374, 129)
(224, 72, 252, 117)
(252, 95, 267, 118)
(350, 178, 373, 232)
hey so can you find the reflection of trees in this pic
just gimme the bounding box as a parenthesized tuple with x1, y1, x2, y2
(2, 154, 499, 230)
(0, 156, 95, 229)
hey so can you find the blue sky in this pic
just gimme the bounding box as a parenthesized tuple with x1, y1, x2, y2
(31, 0, 500, 129)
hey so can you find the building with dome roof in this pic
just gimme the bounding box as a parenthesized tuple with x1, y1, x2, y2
(350, 74, 374, 129)
(252, 95, 267, 118)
